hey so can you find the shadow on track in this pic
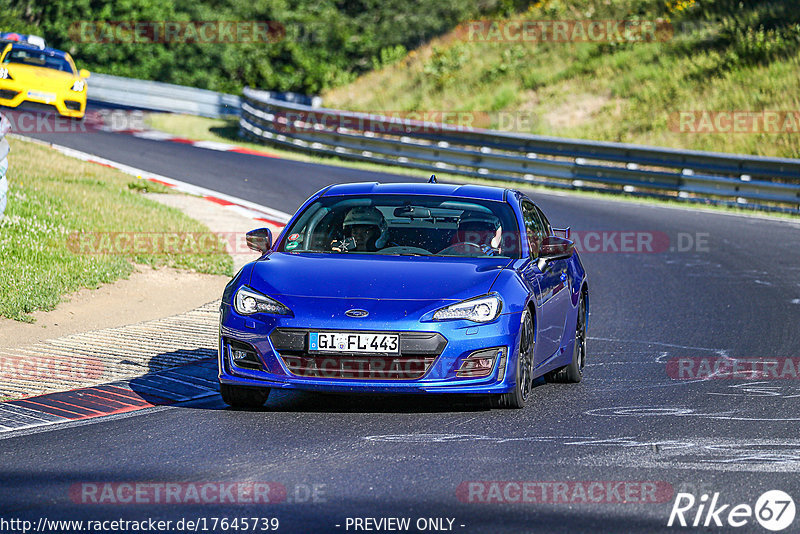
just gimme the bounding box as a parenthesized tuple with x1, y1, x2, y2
(128, 349, 550, 414)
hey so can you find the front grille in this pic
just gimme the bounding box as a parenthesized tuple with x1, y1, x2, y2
(270, 329, 446, 380)
(64, 100, 82, 111)
(0, 89, 18, 100)
(281, 354, 436, 380)
(18, 102, 58, 113)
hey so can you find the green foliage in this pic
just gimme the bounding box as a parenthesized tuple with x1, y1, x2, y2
(127, 180, 170, 194)
(372, 44, 407, 70)
(423, 43, 472, 89)
(0, 0, 507, 94)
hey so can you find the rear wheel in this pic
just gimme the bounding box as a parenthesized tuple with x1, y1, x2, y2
(547, 295, 586, 384)
(494, 309, 534, 409)
(220, 383, 270, 409)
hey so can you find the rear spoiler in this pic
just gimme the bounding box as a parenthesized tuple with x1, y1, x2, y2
(552, 227, 571, 239)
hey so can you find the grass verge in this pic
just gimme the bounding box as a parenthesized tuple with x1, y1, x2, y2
(0, 137, 232, 322)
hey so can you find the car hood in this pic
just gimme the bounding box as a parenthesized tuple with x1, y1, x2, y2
(6, 63, 77, 84)
(248, 252, 512, 302)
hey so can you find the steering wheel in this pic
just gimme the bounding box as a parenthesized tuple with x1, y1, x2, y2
(437, 242, 484, 256)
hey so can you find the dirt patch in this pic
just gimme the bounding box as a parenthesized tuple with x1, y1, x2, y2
(544, 93, 611, 129)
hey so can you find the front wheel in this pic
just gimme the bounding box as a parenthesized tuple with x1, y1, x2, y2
(493, 309, 534, 409)
(220, 383, 270, 409)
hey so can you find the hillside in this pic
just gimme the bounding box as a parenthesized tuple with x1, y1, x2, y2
(0, 0, 517, 94)
(323, 0, 800, 158)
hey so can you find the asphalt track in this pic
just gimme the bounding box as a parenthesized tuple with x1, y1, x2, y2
(3, 115, 800, 533)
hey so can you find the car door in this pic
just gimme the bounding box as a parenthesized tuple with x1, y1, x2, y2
(520, 200, 570, 364)
(534, 204, 572, 354)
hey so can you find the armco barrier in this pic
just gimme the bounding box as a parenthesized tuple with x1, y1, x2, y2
(68, 72, 800, 212)
(239, 86, 800, 213)
(87, 74, 321, 118)
(87, 73, 241, 118)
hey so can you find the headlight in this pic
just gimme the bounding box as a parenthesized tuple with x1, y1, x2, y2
(0, 68, 11, 80)
(433, 293, 502, 323)
(70, 79, 85, 92)
(233, 286, 292, 316)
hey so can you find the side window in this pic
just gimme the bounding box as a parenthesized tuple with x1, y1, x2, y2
(521, 201, 545, 257)
(534, 206, 552, 237)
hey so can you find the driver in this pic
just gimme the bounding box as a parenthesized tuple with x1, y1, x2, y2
(454, 211, 503, 255)
(331, 206, 389, 252)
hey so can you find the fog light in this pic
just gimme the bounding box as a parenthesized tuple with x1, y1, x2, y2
(226, 339, 262, 370)
(232, 349, 250, 361)
(457, 347, 506, 378)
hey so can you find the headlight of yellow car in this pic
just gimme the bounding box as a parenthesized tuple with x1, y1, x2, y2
(70, 79, 85, 92)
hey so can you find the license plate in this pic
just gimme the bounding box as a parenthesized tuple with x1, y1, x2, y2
(309, 332, 399, 354)
(27, 90, 56, 102)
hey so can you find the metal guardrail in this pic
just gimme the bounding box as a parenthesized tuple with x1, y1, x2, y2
(77, 73, 800, 211)
(88, 73, 241, 118)
(87, 74, 322, 118)
(239, 87, 800, 212)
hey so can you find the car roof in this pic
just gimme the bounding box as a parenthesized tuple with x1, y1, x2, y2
(0, 33, 45, 47)
(7, 43, 68, 58)
(321, 181, 508, 202)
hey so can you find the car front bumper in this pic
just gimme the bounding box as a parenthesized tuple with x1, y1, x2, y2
(0, 81, 86, 118)
(218, 304, 523, 395)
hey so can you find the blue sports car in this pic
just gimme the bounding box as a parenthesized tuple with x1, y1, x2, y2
(218, 180, 588, 409)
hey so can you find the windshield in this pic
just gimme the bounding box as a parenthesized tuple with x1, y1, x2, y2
(279, 194, 522, 258)
(3, 49, 74, 73)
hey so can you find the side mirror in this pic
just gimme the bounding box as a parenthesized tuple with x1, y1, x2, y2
(246, 228, 272, 253)
(539, 236, 574, 262)
(79, 68, 91, 79)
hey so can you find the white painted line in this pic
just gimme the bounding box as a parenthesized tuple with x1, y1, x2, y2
(192, 140, 238, 151)
(10, 134, 292, 224)
(132, 130, 177, 140)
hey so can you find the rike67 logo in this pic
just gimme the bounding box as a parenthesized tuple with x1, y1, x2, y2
(668, 490, 795, 531)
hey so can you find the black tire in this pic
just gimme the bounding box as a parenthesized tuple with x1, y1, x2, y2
(220, 383, 270, 408)
(494, 309, 535, 409)
(547, 294, 586, 384)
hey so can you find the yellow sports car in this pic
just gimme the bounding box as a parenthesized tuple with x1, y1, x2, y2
(0, 43, 90, 119)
